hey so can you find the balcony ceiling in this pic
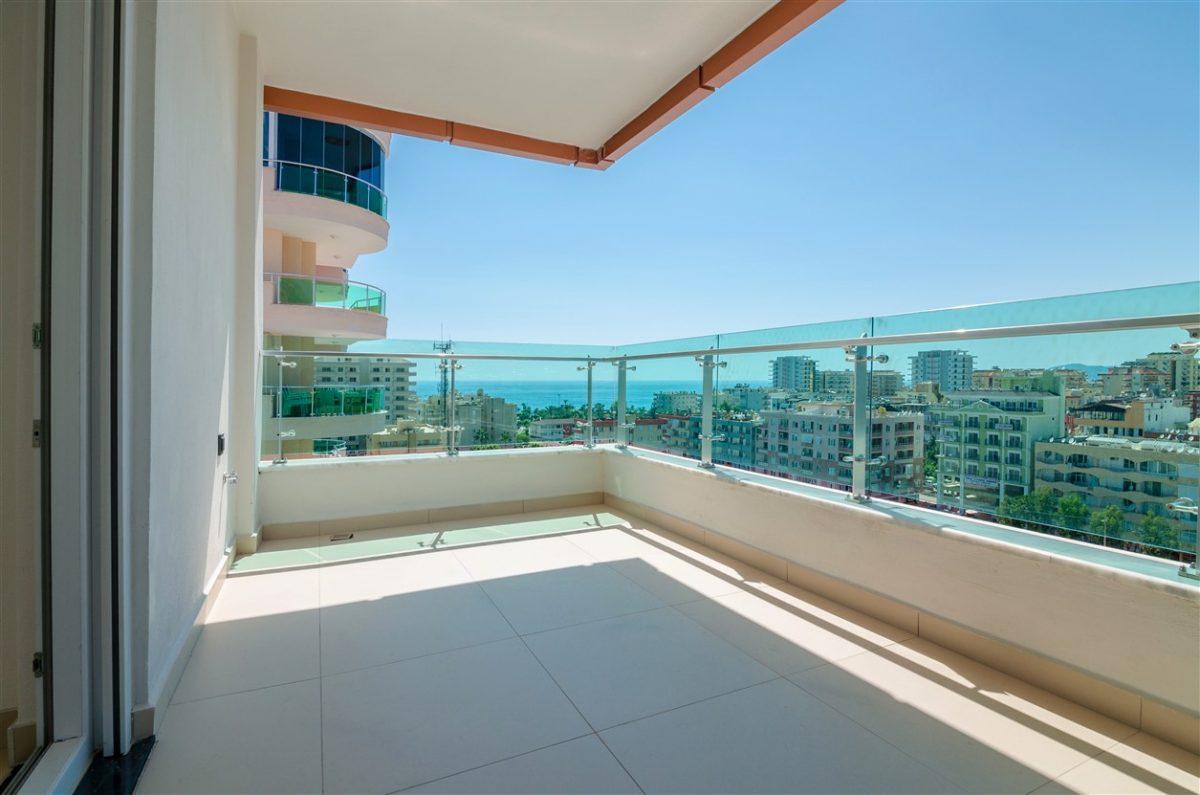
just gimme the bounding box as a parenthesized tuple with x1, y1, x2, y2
(235, 1, 835, 166)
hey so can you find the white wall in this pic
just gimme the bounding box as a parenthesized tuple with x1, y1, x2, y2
(134, 0, 249, 710)
(602, 449, 1200, 715)
(258, 447, 605, 525)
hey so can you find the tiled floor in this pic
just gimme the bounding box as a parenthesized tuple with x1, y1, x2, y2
(138, 506, 1200, 794)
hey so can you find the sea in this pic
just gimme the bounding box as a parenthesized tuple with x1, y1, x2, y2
(413, 380, 769, 410)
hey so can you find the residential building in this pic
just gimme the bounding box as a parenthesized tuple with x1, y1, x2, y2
(1139, 352, 1200, 395)
(1068, 398, 1191, 438)
(659, 415, 762, 469)
(932, 384, 1066, 513)
(314, 356, 416, 423)
(420, 390, 519, 447)
(720, 384, 789, 412)
(910, 349, 975, 393)
(260, 111, 396, 457)
(1034, 435, 1199, 548)
(1101, 366, 1172, 397)
(366, 420, 448, 455)
(818, 369, 904, 397)
(757, 404, 924, 494)
(771, 355, 818, 391)
(651, 390, 701, 415)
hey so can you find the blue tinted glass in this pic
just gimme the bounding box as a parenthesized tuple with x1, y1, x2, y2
(262, 112, 270, 160)
(276, 114, 301, 162)
(359, 133, 373, 185)
(343, 127, 362, 178)
(323, 122, 345, 174)
(301, 117, 323, 167)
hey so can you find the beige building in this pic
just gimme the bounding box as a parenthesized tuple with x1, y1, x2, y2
(1034, 435, 1199, 545)
(1068, 398, 1191, 438)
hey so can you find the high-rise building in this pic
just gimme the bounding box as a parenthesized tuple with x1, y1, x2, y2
(818, 369, 904, 397)
(652, 391, 701, 414)
(260, 112, 398, 457)
(910, 349, 975, 393)
(771, 356, 817, 391)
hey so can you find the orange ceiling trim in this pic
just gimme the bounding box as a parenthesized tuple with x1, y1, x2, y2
(602, 68, 713, 163)
(701, 0, 842, 90)
(261, 0, 841, 170)
(449, 122, 580, 165)
(264, 86, 449, 141)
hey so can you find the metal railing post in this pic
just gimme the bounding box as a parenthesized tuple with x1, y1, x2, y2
(851, 344, 868, 499)
(443, 356, 462, 455)
(615, 359, 629, 448)
(697, 354, 725, 469)
(577, 359, 595, 448)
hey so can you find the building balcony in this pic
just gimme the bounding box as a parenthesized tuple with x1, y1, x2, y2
(262, 162, 390, 266)
(263, 273, 388, 340)
(261, 384, 389, 443)
(139, 447, 1200, 793)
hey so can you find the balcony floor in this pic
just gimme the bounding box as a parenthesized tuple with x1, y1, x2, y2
(138, 506, 1199, 794)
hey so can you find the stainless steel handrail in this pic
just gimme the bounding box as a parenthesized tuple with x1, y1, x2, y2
(264, 158, 384, 193)
(261, 311, 1199, 364)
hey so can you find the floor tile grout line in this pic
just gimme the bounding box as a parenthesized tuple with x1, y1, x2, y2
(594, 730, 647, 795)
(591, 675, 784, 735)
(384, 731, 596, 794)
(783, 673, 1012, 792)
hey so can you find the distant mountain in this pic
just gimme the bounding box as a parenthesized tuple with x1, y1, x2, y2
(1049, 363, 1109, 380)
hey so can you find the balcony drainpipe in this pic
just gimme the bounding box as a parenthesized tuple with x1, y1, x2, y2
(698, 353, 726, 469)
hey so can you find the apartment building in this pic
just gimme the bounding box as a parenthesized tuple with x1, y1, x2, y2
(1034, 435, 1199, 547)
(421, 390, 519, 447)
(651, 390, 701, 415)
(659, 415, 762, 469)
(719, 384, 789, 412)
(366, 420, 448, 455)
(1132, 352, 1200, 395)
(770, 355, 818, 391)
(818, 369, 905, 397)
(314, 356, 416, 423)
(757, 405, 924, 494)
(932, 384, 1066, 513)
(1069, 398, 1191, 438)
(260, 111, 397, 456)
(910, 349, 975, 393)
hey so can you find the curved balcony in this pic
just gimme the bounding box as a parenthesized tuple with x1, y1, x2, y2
(262, 384, 389, 441)
(262, 161, 390, 266)
(270, 160, 387, 217)
(263, 273, 388, 340)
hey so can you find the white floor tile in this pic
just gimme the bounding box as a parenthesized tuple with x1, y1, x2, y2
(137, 680, 322, 794)
(600, 678, 955, 794)
(1031, 731, 1200, 794)
(473, 563, 664, 635)
(321, 638, 590, 794)
(172, 569, 320, 703)
(789, 639, 1137, 794)
(676, 585, 910, 675)
(524, 607, 774, 729)
(320, 553, 514, 674)
(407, 736, 640, 794)
(453, 535, 597, 580)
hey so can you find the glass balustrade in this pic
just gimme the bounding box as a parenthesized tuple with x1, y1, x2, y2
(268, 159, 387, 217)
(257, 282, 1199, 571)
(268, 274, 386, 315)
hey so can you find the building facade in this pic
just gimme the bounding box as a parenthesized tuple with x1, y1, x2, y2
(910, 349, 975, 393)
(771, 356, 818, 391)
(652, 391, 701, 415)
(932, 388, 1065, 513)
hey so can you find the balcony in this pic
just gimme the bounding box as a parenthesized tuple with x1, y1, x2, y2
(262, 161, 390, 266)
(137, 447, 1200, 793)
(262, 384, 389, 444)
(263, 273, 388, 340)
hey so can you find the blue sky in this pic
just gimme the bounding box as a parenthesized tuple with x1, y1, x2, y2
(353, 0, 1198, 375)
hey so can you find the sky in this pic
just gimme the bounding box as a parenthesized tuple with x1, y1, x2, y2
(350, 0, 1199, 381)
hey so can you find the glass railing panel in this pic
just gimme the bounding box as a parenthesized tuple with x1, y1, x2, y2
(270, 275, 386, 314)
(269, 159, 387, 219)
(864, 321, 1198, 564)
(277, 275, 316, 306)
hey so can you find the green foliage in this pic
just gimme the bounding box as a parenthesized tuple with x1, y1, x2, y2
(1055, 494, 1090, 530)
(1134, 514, 1176, 550)
(1089, 505, 1124, 539)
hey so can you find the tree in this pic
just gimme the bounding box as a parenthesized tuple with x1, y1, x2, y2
(1134, 514, 1176, 551)
(1027, 488, 1060, 526)
(1055, 494, 1090, 531)
(1089, 505, 1124, 541)
(998, 493, 1031, 525)
(924, 438, 939, 481)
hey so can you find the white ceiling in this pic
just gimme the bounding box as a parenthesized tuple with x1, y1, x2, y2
(235, 0, 774, 149)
